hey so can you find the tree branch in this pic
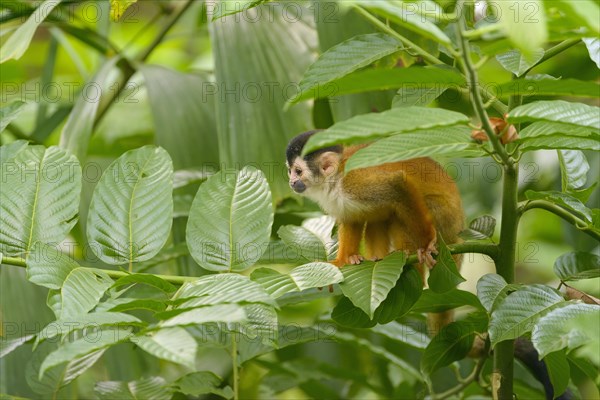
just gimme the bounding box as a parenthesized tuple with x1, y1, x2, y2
(520, 200, 600, 241)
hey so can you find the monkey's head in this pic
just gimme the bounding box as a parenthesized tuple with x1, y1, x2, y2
(286, 130, 343, 196)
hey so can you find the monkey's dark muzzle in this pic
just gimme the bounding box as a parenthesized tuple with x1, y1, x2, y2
(291, 180, 306, 193)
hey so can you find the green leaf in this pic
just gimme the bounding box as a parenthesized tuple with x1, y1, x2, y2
(559, 150, 589, 190)
(176, 274, 277, 308)
(95, 377, 171, 400)
(460, 215, 497, 240)
(339, 252, 406, 318)
(173, 371, 233, 399)
(372, 322, 430, 349)
(39, 328, 132, 380)
(0, 140, 28, 163)
(0, 145, 81, 256)
(476, 273, 520, 313)
(421, 311, 488, 375)
(140, 65, 219, 170)
(134, 327, 197, 369)
(519, 121, 595, 139)
(87, 146, 174, 265)
(553, 252, 600, 281)
(392, 85, 447, 108)
(291, 33, 403, 104)
(160, 304, 247, 328)
(489, 285, 565, 347)
(532, 302, 600, 359)
(525, 190, 593, 222)
(557, 0, 600, 33)
(519, 135, 600, 152)
(496, 78, 600, 98)
(346, 125, 483, 171)
(277, 216, 336, 262)
(250, 262, 343, 298)
(332, 265, 422, 327)
(497, 0, 547, 54)
(26, 243, 78, 290)
(26, 341, 105, 396)
(0, 101, 27, 132)
(427, 235, 465, 293)
(354, 1, 451, 45)
(495, 49, 545, 77)
(568, 356, 600, 391)
(210, 4, 315, 201)
(0, 334, 34, 358)
(110, 0, 138, 21)
(412, 288, 483, 313)
(582, 37, 600, 68)
(35, 312, 141, 347)
(293, 66, 465, 103)
(111, 274, 177, 294)
(508, 100, 600, 130)
(186, 166, 273, 272)
(108, 298, 167, 313)
(304, 107, 470, 154)
(0, 0, 63, 63)
(543, 350, 570, 398)
(60, 268, 113, 319)
(59, 57, 120, 161)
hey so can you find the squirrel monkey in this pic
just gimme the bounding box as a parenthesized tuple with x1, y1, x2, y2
(286, 130, 465, 273)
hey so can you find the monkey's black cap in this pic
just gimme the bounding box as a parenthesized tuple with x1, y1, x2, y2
(286, 130, 342, 165)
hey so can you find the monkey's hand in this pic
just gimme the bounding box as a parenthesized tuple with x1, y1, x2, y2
(417, 238, 438, 269)
(332, 255, 364, 268)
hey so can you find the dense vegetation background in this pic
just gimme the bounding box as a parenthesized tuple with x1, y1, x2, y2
(0, 1, 599, 399)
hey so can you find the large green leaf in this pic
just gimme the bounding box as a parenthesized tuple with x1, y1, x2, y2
(140, 65, 219, 169)
(303, 107, 470, 154)
(532, 303, 600, 359)
(496, 78, 600, 98)
(353, 1, 451, 45)
(250, 262, 343, 298)
(525, 190, 593, 222)
(543, 350, 570, 398)
(558, 150, 589, 190)
(277, 216, 336, 262)
(495, 49, 545, 77)
(489, 285, 565, 347)
(421, 311, 488, 375)
(582, 37, 600, 68)
(557, 0, 600, 33)
(519, 135, 600, 152)
(0, 0, 62, 63)
(26, 243, 78, 290)
(0, 145, 81, 256)
(59, 57, 121, 161)
(497, 0, 547, 54)
(459, 215, 497, 240)
(87, 146, 173, 265)
(0, 140, 27, 163)
(476, 273, 519, 313)
(39, 328, 132, 379)
(347, 125, 483, 171)
(160, 304, 247, 328)
(209, 3, 315, 202)
(134, 327, 197, 369)
(372, 322, 430, 349)
(172, 371, 233, 399)
(95, 377, 171, 400)
(0, 101, 27, 132)
(412, 288, 483, 313)
(293, 66, 465, 104)
(59, 268, 113, 319)
(339, 251, 406, 318)
(519, 121, 595, 139)
(392, 85, 447, 108)
(0, 334, 34, 359)
(427, 235, 466, 293)
(553, 252, 600, 281)
(186, 166, 273, 272)
(291, 33, 403, 104)
(111, 273, 177, 294)
(508, 100, 600, 129)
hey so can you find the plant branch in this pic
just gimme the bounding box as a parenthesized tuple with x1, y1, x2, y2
(431, 357, 486, 400)
(523, 38, 580, 76)
(520, 200, 600, 241)
(232, 335, 239, 400)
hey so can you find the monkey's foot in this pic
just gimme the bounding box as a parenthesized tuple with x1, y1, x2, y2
(348, 254, 364, 265)
(417, 239, 438, 269)
(331, 255, 364, 267)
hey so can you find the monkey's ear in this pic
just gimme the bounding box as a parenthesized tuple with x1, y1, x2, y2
(318, 151, 341, 176)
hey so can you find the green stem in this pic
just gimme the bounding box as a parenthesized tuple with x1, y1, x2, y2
(232, 335, 239, 400)
(520, 200, 600, 241)
(431, 357, 486, 400)
(523, 38, 580, 76)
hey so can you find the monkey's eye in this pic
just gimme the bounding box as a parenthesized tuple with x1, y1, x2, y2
(295, 168, 302, 176)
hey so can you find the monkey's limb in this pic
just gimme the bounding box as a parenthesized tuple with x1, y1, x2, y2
(365, 221, 390, 261)
(332, 222, 364, 267)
